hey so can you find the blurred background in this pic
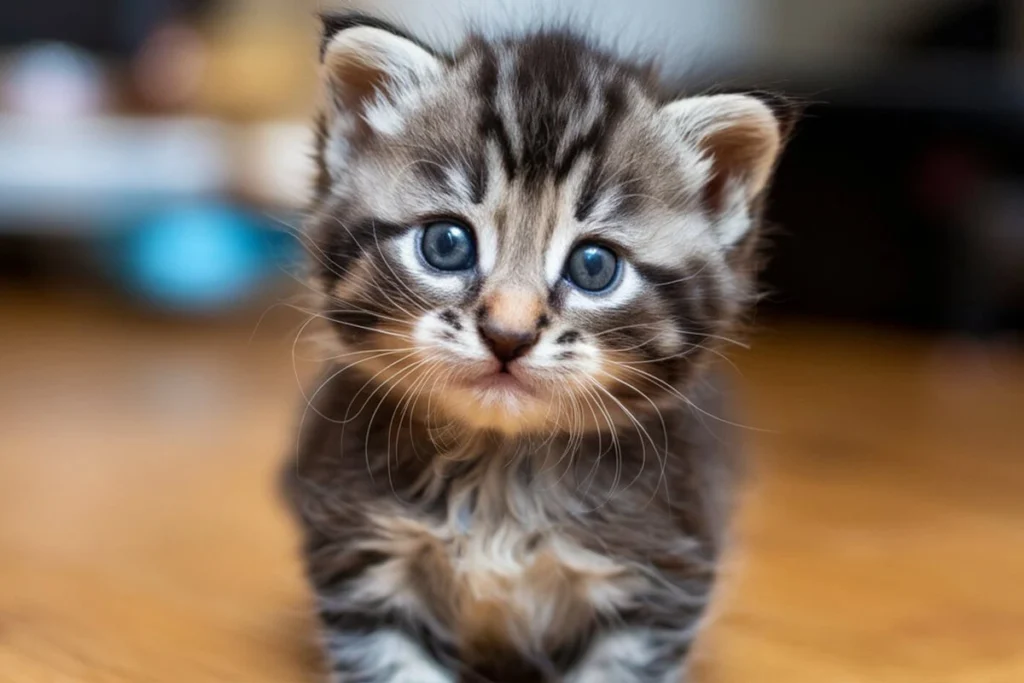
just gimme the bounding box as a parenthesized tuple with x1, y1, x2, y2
(1, 1, 1022, 682)
(2, 0, 1023, 329)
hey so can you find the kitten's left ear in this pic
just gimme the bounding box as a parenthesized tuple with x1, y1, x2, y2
(662, 94, 787, 213)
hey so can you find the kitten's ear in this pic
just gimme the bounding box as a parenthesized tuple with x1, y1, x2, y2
(662, 94, 786, 212)
(319, 13, 442, 139)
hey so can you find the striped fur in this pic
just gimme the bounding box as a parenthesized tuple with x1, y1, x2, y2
(286, 12, 788, 683)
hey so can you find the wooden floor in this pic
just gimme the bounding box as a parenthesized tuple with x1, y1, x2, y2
(2, 290, 1023, 683)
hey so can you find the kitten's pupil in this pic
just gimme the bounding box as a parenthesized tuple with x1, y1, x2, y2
(436, 229, 457, 254)
(422, 222, 475, 271)
(582, 250, 604, 276)
(567, 244, 618, 292)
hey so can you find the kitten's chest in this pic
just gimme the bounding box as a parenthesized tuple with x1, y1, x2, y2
(447, 509, 637, 648)
(368, 476, 645, 655)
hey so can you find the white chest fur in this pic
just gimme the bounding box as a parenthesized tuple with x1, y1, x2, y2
(356, 491, 644, 652)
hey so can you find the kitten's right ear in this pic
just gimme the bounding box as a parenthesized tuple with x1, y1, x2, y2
(318, 13, 442, 139)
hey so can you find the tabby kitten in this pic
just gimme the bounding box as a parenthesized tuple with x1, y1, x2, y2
(284, 12, 788, 683)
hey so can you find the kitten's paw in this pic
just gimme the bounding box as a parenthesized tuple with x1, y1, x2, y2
(327, 631, 456, 683)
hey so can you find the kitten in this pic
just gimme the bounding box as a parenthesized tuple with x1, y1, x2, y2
(284, 12, 789, 683)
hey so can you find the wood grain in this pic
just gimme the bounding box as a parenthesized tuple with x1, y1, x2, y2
(2, 291, 1022, 683)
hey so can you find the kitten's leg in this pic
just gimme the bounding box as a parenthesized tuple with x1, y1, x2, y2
(311, 548, 459, 683)
(320, 620, 456, 683)
(565, 629, 691, 683)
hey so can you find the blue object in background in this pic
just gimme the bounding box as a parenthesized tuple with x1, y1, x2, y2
(118, 203, 276, 313)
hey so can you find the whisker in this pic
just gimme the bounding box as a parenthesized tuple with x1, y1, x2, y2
(592, 369, 672, 506)
(324, 214, 425, 321)
(366, 354, 441, 500)
(297, 348, 419, 426)
(608, 360, 770, 433)
(342, 352, 428, 425)
(581, 375, 664, 503)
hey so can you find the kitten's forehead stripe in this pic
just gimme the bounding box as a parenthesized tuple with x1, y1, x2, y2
(509, 34, 588, 185)
(468, 149, 487, 205)
(553, 80, 627, 185)
(413, 148, 457, 200)
(476, 33, 635, 191)
(477, 42, 518, 180)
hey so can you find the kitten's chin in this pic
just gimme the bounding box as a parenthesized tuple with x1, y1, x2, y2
(434, 384, 553, 435)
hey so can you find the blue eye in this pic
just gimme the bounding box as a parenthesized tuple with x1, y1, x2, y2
(420, 221, 476, 272)
(565, 243, 620, 293)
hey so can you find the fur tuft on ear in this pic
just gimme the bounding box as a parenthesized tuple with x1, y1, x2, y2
(318, 12, 429, 61)
(662, 94, 786, 212)
(319, 13, 442, 142)
(744, 91, 803, 142)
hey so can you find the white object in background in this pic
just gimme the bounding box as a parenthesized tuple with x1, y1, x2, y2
(0, 116, 231, 228)
(1, 43, 109, 119)
(239, 121, 317, 209)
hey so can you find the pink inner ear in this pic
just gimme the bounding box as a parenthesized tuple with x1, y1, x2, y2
(664, 95, 783, 215)
(325, 53, 384, 110)
(702, 118, 780, 214)
(322, 52, 390, 141)
(320, 27, 440, 144)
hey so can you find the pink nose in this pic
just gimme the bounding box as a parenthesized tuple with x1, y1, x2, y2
(478, 321, 538, 363)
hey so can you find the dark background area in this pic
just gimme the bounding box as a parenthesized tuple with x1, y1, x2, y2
(761, 0, 1024, 334)
(0, 1, 211, 55)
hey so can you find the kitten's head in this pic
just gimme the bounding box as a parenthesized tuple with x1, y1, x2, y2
(308, 14, 788, 436)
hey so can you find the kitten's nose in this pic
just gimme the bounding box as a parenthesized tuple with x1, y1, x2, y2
(478, 321, 538, 364)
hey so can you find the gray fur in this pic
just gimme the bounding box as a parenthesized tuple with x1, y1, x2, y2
(285, 12, 787, 683)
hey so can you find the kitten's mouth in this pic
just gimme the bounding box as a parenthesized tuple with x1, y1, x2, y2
(467, 368, 536, 397)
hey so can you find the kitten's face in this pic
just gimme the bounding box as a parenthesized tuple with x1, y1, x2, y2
(309, 22, 784, 435)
